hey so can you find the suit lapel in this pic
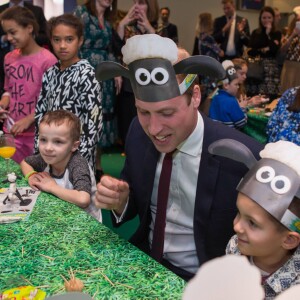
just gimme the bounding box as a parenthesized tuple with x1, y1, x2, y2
(194, 115, 220, 263)
(141, 140, 159, 217)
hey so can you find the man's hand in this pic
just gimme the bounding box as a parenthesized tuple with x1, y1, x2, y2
(95, 175, 129, 215)
(222, 18, 233, 34)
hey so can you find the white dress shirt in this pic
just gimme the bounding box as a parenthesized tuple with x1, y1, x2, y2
(149, 112, 204, 274)
(226, 13, 236, 56)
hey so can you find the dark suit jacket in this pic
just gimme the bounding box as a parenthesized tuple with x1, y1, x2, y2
(157, 23, 178, 44)
(0, 2, 50, 95)
(213, 15, 250, 59)
(116, 114, 263, 268)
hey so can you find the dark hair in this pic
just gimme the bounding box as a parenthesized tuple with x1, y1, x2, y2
(40, 110, 81, 142)
(221, 0, 235, 6)
(160, 7, 170, 13)
(85, 0, 118, 25)
(288, 88, 300, 112)
(138, 0, 159, 23)
(0, 6, 39, 37)
(258, 6, 276, 33)
(48, 14, 83, 39)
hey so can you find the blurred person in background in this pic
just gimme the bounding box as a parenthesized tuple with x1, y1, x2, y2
(213, 0, 250, 60)
(115, 0, 159, 148)
(156, 7, 178, 44)
(192, 12, 224, 108)
(246, 6, 282, 100)
(266, 86, 300, 146)
(0, 0, 50, 99)
(279, 6, 300, 94)
(74, 0, 122, 180)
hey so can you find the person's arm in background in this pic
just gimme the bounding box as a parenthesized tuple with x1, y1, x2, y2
(117, 5, 136, 40)
(280, 27, 300, 54)
(78, 66, 103, 164)
(229, 99, 247, 129)
(213, 16, 232, 43)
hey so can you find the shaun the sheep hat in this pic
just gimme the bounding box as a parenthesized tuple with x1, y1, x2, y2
(96, 34, 225, 102)
(208, 139, 300, 233)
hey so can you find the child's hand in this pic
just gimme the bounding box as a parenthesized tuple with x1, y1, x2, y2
(10, 116, 32, 136)
(0, 106, 8, 121)
(32, 172, 57, 193)
(28, 173, 41, 191)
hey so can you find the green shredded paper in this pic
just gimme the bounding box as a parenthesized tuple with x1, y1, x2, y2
(0, 159, 185, 299)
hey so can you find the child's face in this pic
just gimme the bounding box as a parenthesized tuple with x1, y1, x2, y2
(225, 78, 239, 96)
(51, 24, 83, 69)
(236, 65, 248, 83)
(234, 193, 288, 260)
(2, 19, 33, 50)
(38, 121, 79, 171)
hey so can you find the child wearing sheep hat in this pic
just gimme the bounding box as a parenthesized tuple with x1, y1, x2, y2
(209, 60, 247, 129)
(208, 139, 300, 299)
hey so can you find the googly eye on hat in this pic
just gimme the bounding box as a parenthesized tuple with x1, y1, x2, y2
(208, 139, 300, 233)
(96, 34, 225, 102)
(221, 60, 238, 83)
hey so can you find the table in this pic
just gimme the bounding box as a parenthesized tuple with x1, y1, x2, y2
(0, 159, 185, 299)
(242, 110, 269, 144)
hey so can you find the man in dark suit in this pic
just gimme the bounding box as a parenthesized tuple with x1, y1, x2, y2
(0, 0, 50, 96)
(213, 0, 250, 60)
(95, 36, 263, 281)
(157, 7, 178, 44)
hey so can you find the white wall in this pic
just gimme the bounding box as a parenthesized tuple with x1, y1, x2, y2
(118, 0, 300, 53)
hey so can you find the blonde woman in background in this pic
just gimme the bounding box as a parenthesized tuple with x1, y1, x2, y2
(192, 12, 224, 60)
(192, 13, 224, 104)
(279, 6, 300, 93)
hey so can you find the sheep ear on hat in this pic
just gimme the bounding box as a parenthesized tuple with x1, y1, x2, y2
(208, 138, 257, 170)
(173, 55, 226, 80)
(96, 61, 130, 81)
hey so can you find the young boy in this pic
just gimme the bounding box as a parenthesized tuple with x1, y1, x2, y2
(209, 60, 247, 129)
(20, 110, 102, 222)
(209, 139, 300, 299)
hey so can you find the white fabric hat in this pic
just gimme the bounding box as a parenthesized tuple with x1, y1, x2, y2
(293, 6, 300, 16)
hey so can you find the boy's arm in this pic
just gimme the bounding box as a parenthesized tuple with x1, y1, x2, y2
(33, 172, 91, 208)
(20, 159, 34, 176)
(20, 159, 40, 190)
